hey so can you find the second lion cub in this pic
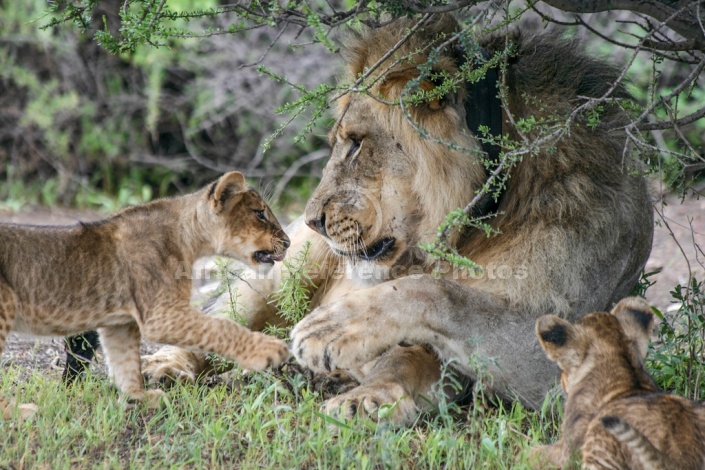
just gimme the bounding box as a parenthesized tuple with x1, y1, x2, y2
(0, 171, 290, 419)
(530, 297, 705, 469)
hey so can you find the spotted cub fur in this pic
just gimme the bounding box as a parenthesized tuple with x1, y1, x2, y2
(529, 297, 705, 469)
(0, 171, 290, 419)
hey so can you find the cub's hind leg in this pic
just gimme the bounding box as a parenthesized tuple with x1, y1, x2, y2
(99, 323, 163, 406)
(141, 306, 289, 371)
(0, 280, 37, 420)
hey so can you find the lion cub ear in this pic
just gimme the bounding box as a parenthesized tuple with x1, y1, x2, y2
(610, 297, 654, 360)
(209, 171, 248, 213)
(536, 315, 579, 369)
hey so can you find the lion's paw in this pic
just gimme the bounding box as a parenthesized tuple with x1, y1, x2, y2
(238, 333, 290, 371)
(142, 346, 207, 387)
(324, 383, 418, 426)
(291, 302, 397, 373)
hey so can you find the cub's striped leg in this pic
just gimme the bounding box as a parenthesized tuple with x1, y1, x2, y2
(140, 306, 289, 372)
(99, 323, 163, 407)
(0, 279, 37, 420)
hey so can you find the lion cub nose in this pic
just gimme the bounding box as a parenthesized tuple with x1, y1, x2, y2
(306, 213, 328, 237)
(282, 238, 291, 249)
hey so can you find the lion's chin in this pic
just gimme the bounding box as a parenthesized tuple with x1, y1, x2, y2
(345, 260, 391, 287)
(326, 236, 404, 286)
(331, 237, 397, 261)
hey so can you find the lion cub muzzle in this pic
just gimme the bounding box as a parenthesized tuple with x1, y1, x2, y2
(208, 171, 290, 266)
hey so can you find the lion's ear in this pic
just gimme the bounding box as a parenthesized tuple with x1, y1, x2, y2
(611, 297, 654, 360)
(208, 171, 247, 213)
(536, 315, 579, 369)
(378, 71, 414, 101)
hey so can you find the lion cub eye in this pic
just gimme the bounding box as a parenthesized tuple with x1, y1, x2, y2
(254, 210, 266, 221)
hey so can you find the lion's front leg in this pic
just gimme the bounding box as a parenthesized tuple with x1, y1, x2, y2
(323, 345, 443, 425)
(290, 275, 493, 375)
(291, 275, 557, 411)
(140, 271, 284, 384)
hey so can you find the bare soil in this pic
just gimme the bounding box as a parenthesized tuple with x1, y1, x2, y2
(647, 194, 705, 311)
(1, 197, 703, 376)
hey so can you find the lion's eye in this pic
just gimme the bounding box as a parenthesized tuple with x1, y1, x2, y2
(346, 138, 362, 160)
(255, 210, 266, 221)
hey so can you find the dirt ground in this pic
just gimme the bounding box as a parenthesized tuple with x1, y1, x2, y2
(1, 195, 703, 377)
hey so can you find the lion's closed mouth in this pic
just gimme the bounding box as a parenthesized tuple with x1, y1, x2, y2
(334, 237, 395, 261)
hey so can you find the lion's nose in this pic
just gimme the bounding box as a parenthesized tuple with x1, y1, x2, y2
(306, 213, 328, 237)
(282, 238, 291, 249)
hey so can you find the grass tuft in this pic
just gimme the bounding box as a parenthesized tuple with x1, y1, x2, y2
(0, 363, 560, 468)
(2, 275, 701, 467)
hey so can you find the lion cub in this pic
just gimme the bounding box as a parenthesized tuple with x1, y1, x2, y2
(530, 297, 705, 469)
(0, 171, 290, 419)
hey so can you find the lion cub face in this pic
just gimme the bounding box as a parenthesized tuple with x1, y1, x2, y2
(532, 297, 705, 469)
(206, 172, 290, 267)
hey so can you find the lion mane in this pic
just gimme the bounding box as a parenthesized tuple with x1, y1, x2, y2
(305, 15, 651, 316)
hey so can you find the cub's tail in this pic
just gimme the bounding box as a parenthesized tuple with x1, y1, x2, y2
(600, 415, 668, 470)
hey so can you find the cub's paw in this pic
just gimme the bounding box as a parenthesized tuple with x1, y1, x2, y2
(123, 389, 167, 410)
(142, 346, 208, 386)
(527, 445, 561, 470)
(2, 396, 39, 421)
(18, 403, 39, 420)
(145, 389, 167, 409)
(324, 383, 418, 426)
(238, 333, 290, 371)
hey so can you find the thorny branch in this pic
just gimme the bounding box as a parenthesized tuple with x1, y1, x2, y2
(540, 0, 705, 45)
(26, 1, 705, 210)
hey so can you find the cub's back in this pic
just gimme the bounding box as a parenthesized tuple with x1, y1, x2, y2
(585, 394, 705, 470)
(0, 223, 127, 314)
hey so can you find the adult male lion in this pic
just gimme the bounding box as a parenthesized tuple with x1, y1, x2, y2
(68, 15, 653, 424)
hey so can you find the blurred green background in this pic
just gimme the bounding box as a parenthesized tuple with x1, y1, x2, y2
(1, 1, 703, 214)
(0, 0, 336, 214)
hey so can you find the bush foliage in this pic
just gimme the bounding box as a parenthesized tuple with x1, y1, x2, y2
(1, 0, 334, 208)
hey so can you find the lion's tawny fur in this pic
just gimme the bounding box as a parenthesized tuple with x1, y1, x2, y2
(329, 18, 648, 316)
(531, 297, 705, 469)
(135, 15, 653, 425)
(0, 171, 289, 419)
